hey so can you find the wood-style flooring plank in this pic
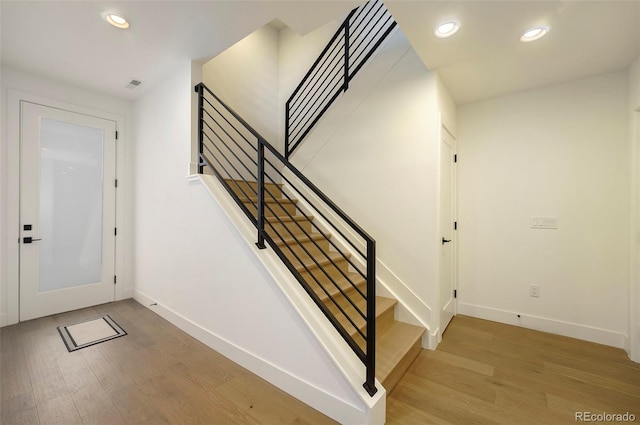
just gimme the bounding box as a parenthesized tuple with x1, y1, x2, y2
(1, 299, 335, 425)
(388, 315, 640, 424)
(35, 393, 82, 425)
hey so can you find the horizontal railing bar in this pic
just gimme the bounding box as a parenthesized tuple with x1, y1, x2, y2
(260, 163, 368, 286)
(202, 132, 259, 194)
(286, 8, 357, 105)
(349, 10, 390, 64)
(201, 121, 258, 179)
(288, 47, 346, 123)
(289, 75, 347, 144)
(200, 152, 257, 227)
(197, 83, 266, 143)
(267, 161, 366, 274)
(287, 83, 345, 156)
(203, 97, 256, 149)
(348, 0, 370, 25)
(265, 157, 368, 262)
(349, 22, 388, 62)
(202, 118, 258, 169)
(262, 218, 367, 324)
(350, 20, 397, 81)
(198, 83, 374, 246)
(261, 229, 368, 362)
(288, 38, 346, 115)
(349, 1, 383, 42)
(289, 69, 345, 142)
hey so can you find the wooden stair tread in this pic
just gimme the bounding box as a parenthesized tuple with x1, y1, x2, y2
(274, 232, 328, 247)
(291, 251, 350, 273)
(376, 321, 425, 389)
(326, 295, 396, 338)
(239, 196, 297, 205)
(300, 270, 366, 303)
(267, 215, 312, 223)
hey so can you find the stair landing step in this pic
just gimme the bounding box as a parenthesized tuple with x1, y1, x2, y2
(377, 321, 425, 392)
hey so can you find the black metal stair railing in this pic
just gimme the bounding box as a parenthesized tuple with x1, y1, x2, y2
(195, 82, 378, 396)
(285, 0, 396, 159)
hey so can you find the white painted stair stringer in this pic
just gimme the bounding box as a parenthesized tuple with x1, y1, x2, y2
(197, 173, 386, 425)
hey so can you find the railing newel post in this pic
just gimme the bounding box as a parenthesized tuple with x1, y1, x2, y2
(344, 21, 350, 92)
(256, 139, 266, 249)
(196, 84, 204, 174)
(363, 238, 377, 396)
(285, 100, 291, 160)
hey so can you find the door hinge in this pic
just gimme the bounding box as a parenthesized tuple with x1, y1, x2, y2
(115, 131, 119, 140)
(115, 179, 118, 188)
(114, 275, 117, 284)
(114, 227, 117, 236)
(454, 221, 457, 230)
(454, 154, 457, 163)
(454, 289, 457, 298)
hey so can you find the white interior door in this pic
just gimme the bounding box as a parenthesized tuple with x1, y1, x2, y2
(19, 101, 117, 321)
(439, 128, 457, 334)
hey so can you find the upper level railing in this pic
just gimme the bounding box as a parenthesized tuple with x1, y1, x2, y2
(285, 0, 396, 159)
(195, 82, 378, 396)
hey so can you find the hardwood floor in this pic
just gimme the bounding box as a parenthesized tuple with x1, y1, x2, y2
(387, 315, 640, 425)
(0, 299, 337, 425)
(3, 303, 639, 425)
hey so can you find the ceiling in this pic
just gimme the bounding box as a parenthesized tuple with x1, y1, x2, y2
(1, 1, 639, 105)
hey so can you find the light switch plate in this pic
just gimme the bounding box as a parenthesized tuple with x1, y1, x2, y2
(531, 216, 558, 229)
(530, 216, 558, 229)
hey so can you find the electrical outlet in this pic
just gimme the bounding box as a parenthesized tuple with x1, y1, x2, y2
(530, 284, 540, 297)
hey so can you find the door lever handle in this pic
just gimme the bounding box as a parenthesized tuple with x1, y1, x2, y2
(442, 237, 451, 245)
(23, 237, 42, 244)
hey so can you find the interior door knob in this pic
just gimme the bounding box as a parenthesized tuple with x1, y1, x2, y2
(23, 237, 42, 244)
(442, 237, 451, 245)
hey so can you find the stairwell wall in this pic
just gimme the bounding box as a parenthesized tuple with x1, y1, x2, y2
(132, 61, 367, 422)
(457, 71, 629, 348)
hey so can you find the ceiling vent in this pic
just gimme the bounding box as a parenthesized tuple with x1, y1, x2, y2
(126, 79, 143, 89)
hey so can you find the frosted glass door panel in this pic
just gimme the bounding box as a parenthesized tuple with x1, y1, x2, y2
(39, 118, 104, 292)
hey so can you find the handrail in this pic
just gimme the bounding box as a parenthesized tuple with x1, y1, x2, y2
(285, 0, 396, 159)
(198, 83, 373, 243)
(195, 82, 377, 396)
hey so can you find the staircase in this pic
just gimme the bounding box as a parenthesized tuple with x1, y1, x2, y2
(196, 0, 424, 399)
(228, 179, 425, 392)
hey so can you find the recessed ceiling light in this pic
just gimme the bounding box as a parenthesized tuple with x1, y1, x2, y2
(101, 12, 130, 29)
(520, 26, 549, 42)
(435, 21, 460, 38)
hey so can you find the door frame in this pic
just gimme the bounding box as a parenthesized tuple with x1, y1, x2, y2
(7, 90, 126, 325)
(437, 123, 458, 341)
(631, 108, 640, 363)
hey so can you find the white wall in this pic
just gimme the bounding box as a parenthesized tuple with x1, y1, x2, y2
(132, 61, 366, 422)
(0, 66, 134, 326)
(203, 25, 280, 145)
(629, 57, 640, 361)
(458, 71, 629, 347)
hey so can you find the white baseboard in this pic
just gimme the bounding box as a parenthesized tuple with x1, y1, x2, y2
(133, 288, 372, 424)
(457, 302, 626, 349)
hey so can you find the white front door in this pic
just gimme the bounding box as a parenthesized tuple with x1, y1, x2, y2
(19, 102, 117, 321)
(439, 128, 457, 335)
